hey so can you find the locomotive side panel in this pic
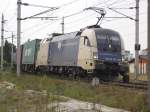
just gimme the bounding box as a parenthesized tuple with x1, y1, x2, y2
(48, 37, 80, 66)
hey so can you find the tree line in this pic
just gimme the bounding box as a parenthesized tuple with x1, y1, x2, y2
(0, 40, 16, 66)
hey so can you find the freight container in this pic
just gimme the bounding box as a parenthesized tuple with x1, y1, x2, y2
(22, 39, 41, 64)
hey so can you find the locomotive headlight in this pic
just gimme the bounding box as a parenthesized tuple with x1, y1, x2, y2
(121, 57, 125, 62)
(93, 52, 98, 59)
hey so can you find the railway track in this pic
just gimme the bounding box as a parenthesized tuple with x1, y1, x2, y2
(60, 75, 148, 91)
(25, 72, 149, 91)
(99, 80, 148, 90)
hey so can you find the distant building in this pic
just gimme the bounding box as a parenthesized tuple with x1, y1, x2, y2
(129, 49, 148, 74)
(140, 49, 148, 59)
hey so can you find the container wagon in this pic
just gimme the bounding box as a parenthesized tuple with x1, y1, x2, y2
(22, 39, 41, 72)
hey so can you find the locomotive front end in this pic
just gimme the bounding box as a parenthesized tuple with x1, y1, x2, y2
(93, 28, 129, 82)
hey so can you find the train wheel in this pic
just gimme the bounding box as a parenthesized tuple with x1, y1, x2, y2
(123, 75, 129, 83)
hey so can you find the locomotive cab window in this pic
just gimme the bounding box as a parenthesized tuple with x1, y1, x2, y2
(96, 32, 121, 52)
(83, 36, 90, 46)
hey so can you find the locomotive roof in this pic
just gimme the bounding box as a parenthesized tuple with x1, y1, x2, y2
(50, 31, 80, 42)
(81, 25, 120, 36)
(45, 27, 120, 43)
(94, 28, 120, 36)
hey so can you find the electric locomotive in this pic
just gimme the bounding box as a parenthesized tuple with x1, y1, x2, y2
(34, 25, 129, 82)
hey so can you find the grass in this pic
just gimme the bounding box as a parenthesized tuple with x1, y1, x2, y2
(129, 73, 148, 81)
(0, 88, 69, 112)
(0, 70, 149, 112)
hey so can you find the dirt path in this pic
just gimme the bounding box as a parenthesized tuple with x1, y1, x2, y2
(49, 98, 129, 112)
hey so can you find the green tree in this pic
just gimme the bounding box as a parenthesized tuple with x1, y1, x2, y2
(3, 40, 16, 63)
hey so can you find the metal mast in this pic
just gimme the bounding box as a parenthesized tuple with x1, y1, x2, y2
(11, 33, 14, 69)
(17, 0, 21, 76)
(61, 17, 64, 34)
(1, 14, 4, 70)
(148, 0, 150, 108)
(135, 0, 140, 77)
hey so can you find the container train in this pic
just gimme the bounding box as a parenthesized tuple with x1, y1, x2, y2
(19, 25, 129, 83)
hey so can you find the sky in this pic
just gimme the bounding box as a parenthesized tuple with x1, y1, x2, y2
(0, 0, 147, 55)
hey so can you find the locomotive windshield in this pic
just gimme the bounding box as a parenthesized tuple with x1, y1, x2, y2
(96, 31, 121, 53)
